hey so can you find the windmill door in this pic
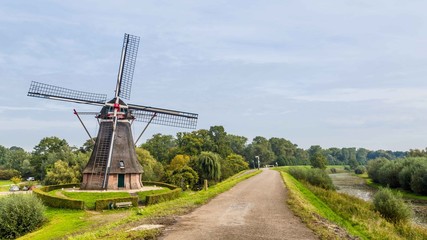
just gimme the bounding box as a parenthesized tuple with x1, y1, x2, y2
(118, 174, 125, 188)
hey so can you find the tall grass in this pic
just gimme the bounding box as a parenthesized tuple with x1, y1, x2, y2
(281, 170, 427, 239)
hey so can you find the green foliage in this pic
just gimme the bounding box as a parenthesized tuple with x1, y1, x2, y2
(164, 166, 199, 190)
(136, 147, 164, 181)
(95, 197, 138, 211)
(310, 152, 327, 170)
(44, 160, 80, 185)
(410, 165, 427, 194)
(191, 151, 221, 182)
(377, 160, 403, 188)
(0, 194, 46, 239)
(220, 153, 249, 180)
(10, 175, 22, 184)
(140, 134, 176, 164)
(168, 154, 190, 171)
(367, 158, 389, 183)
(33, 184, 85, 209)
(282, 171, 427, 239)
(145, 188, 182, 205)
(373, 188, 412, 223)
(141, 181, 180, 189)
(287, 167, 335, 190)
(0, 169, 21, 180)
(354, 165, 366, 174)
(367, 157, 427, 194)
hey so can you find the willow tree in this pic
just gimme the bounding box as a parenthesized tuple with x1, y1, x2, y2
(192, 151, 221, 182)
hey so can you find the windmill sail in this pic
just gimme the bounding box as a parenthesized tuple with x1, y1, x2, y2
(128, 103, 198, 129)
(28, 81, 106, 106)
(115, 33, 140, 100)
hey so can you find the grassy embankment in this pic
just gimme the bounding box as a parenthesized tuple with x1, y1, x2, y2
(19, 170, 261, 240)
(279, 169, 427, 239)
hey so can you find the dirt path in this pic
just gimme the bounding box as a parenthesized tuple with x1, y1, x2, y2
(160, 169, 317, 240)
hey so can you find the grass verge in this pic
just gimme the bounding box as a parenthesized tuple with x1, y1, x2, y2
(62, 191, 132, 209)
(280, 171, 427, 239)
(0, 180, 13, 192)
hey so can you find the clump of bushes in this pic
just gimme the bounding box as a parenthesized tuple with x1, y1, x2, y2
(288, 167, 335, 190)
(0, 169, 20, 180)
(367, 157, 427, 194)
(373, 188, 412, 224)
(354, 166, 366, 174)
(0, 194, 46, 238)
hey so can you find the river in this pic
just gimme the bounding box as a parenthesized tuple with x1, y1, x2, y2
(329, 173, 427, 227)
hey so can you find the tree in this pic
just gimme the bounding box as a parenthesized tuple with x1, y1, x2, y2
(31, 137, 73, 180)
(209, 126, 232, 158)
(140, 134, 176, 164)
(135, 147, 164, 181)
(227, 134, 247, 156)
(245, 136, 275, 166)
(220, 154, 248, 179)
(169, 154, 190, 171)
(164, 166, 198, 190)
(191, 151, 221, 182)
(310, 152, 327, 170)
(44, 160, 80, 185)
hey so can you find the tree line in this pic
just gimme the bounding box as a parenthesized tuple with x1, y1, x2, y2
(0, 125, 421, 188)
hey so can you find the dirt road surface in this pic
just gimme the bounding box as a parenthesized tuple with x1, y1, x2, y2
(160, 169, 317, 240)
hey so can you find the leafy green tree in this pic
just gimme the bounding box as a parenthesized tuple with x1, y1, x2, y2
(4, 147, 30, 174)
(31, 137, 73, 180)
(169, 154, 190, 171)
(220, 154, 249, 179)
(310, 152, 327, 170)
(135, 147, 164, 181)
(44, 160, 80, 185)
(245, 136, 275, 166)
(141, 134, 176, 164)
(208, 126, 232, 158)
(227, 134, 247, 156)
(191, 151, 221, 182)
(79, 138, 96, 153)
(164, 166, 198, 190)
(356, 148, 369, 164)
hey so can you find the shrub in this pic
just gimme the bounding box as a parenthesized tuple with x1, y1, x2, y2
(373, 188, 412, 223)
(0, 169, 21, 180)
(288, 167, 335, 190)
(410, 167, 427, 195)
(377, 161, 403, 188)
(287, 167, 308, 181)
(354, 166, 366, 174)
(306, 169, 335, 190)
(164, 166, 199, 190)
(0, 194, 46, 238)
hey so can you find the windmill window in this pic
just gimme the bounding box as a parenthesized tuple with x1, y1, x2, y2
(119, 161, 125, 169)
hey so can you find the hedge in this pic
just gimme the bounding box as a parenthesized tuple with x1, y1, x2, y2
(33, 184, 84, 210)
(141, 181, 182, 205)
(95, 197, 138, 211)
(145, 188, 182, 205)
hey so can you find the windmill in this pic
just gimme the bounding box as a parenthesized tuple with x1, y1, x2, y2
(27, 33, 198, 190)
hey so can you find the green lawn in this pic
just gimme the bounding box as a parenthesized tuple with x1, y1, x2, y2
(62, 191, 132, 209)
(18, 208, 91, 240)
(0, 180, 13, 192)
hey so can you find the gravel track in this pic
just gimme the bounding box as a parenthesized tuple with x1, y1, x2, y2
(160, 169, 317, 240)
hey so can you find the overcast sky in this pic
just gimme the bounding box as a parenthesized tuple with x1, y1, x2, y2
(1, 1, 427, 151)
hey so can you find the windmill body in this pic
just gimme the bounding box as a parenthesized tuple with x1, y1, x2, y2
(27, 34, 198, 190)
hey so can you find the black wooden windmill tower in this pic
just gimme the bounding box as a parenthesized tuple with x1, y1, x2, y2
(27, 33, 198, 190)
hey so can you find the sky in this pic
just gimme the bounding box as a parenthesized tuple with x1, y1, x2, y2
(1, 1, 427, 152)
